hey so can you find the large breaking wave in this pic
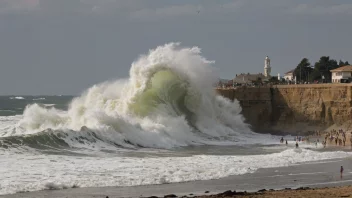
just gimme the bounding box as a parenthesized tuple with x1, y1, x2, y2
(2, 43, 258, 150)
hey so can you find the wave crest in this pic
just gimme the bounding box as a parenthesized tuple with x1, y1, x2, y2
(12, 43, 252, 149)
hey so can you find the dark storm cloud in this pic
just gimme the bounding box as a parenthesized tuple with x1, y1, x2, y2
(0, 0, 351, 95)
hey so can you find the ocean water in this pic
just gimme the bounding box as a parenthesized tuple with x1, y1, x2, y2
(0, 43, 351, 195)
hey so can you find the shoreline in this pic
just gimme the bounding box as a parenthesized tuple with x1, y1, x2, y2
(194, 186, 352, 198)
(2, 157, 351, 198)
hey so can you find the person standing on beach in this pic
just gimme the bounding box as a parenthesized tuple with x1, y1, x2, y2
(343, 138, 346, 146)
(286, 140, 288, 146)
(340, 166, 344, 179)
(295, 142, 299, 148)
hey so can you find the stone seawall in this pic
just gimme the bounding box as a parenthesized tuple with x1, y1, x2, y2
(216, 84, 352, 134)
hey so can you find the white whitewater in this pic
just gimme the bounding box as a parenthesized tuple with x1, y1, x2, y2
(13, 43, 256, 149)
(0, 148, 351, 195)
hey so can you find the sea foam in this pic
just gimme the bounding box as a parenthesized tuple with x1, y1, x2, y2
(0, 148, 350, 195)
(11, 43, 257, 149)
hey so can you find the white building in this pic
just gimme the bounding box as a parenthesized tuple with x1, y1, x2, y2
(264, 56, 271, 77)
(331, 65, 352, 83)
(284, 69, 294, 81)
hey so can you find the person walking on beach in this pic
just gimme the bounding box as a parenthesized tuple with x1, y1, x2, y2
(295, 142, 299, 148)
(340, 166, 344, 179)
(285, 140, 288, 146)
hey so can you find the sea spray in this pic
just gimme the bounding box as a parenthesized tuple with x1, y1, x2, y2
(12, 43, 253, 149)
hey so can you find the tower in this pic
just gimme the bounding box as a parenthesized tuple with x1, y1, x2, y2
(264, 56, 271, 77)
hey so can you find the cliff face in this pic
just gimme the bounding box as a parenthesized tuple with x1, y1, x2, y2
(216, 84, 352, 134)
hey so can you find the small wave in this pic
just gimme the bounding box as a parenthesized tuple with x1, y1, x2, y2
(0, 110, 16, 112)
(33, 98, 46, 101)
(0, 127, 136, 150)
(9, 97, 25, 100)
(43, 104, 55, 107)
(44, 182, 77, 190)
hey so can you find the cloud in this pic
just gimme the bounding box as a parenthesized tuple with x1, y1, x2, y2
(0, 0, 39, 13)
(79, 0, 146, 14)
(130, 4, 202, 20)
(129, 1, 245, 21)
(291, 3, 352, 15)
(2, 0, 352, 20)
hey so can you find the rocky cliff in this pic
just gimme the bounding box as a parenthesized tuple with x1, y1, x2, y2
(216, 84, 352, 134)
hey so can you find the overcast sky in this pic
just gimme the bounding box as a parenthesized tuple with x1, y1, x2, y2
(0, 0, 351, 95)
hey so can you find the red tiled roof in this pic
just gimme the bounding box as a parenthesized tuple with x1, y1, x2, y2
(285, 69, 295, 74)
(330, 65, 352, 72)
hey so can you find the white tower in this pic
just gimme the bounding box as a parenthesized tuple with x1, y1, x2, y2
(264, 56, 271, 77)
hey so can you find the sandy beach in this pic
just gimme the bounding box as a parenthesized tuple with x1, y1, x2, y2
(196, 186, 352, 198)
(1, 157, 351, 198)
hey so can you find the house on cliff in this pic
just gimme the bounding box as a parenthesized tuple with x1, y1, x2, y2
(233, 73, 266, 85)
(331, 65, 352, 83)
(231, 56, 272, 86)
(284, 69, 295, 81)
(217, 78, 232, 87)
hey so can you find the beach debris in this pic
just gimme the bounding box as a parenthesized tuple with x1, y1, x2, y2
(234, 191, 247, 195)
(297, 187, 310, 190)
(218, 190, 237, 196)
(341, 195, 351, 197)
(164, 194, 177, 198)
(204, 191, 210, 193)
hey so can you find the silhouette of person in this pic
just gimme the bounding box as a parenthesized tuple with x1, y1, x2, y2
(340, 166, 344, 179)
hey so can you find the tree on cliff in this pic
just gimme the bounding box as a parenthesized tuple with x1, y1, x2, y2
(313, 56, 339, 82)
(253, 77, 263, 85)
(314, 56, 338, 81)
(294, 57, 350, 82)
(269, 76, 279, 84)
(294, 58, 313, 82)
(339, 60, 350, 67)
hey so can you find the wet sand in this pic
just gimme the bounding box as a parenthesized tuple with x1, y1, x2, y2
(1, 157, 352, 198)
(196, 186, 352, 198)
